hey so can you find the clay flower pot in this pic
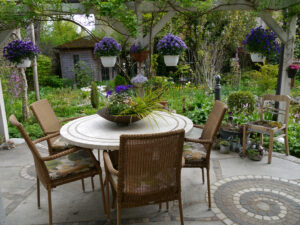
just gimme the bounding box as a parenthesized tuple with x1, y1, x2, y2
(131, 51, 149, 63)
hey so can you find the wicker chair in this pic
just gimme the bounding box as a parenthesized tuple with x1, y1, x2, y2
(8, 115, 107, 225)
(183, 100, 227, 209)
(242, 94, 291, 164)
(30, 99, 93, 192)
(104, 129, 185, 225)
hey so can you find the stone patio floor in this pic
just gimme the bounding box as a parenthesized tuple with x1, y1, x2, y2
(0, 127, 299, 225)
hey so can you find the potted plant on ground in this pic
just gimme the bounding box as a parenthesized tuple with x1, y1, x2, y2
(219, 140, 230, 154)
(3, 39, 39, 68)
(243, 26, 280, 62)
(130, 42, 149, 63)
(247, 142, 264, 161)
(131, 73, 148, 97)
(94, 37, 121, 67)
(157, 34, 187, 66)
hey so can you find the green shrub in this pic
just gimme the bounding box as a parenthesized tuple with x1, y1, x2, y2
(249, 64, 278, 93)
(74, 61, 92, 88)
(113, 74, 127, 87)
(26, 54, 52, 90)
(91, 81, 99, 108)
(227, 91, 256, 114)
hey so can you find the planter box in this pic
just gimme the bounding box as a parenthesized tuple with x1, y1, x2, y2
(164, 55, 179, 66)
(100, 56, 117, 67)
(17, 58, 31, 68)
(250, 53, 265, 62)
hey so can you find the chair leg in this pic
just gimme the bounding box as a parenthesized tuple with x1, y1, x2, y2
(284, 128, 289, 155)
(242, 125, 247, 157)
(117, 203, 121, 225)
(98, 168, 108, 216)
(201, 168, 205, 184)
(91, 176, 95, 192)
(111, 188, 116, 209)
(159, 202, 162, 211)
(37, 177, 41, 209)
(207, 168, 211, 209)
(260, 133, 263, 146)
(47, 188, 53, 225)
(81, 178, 85, 192)
(178, 195, 185, 225)
(105, 177, 110, 219)
(268, 133, 274, 164)
(166, 201, 169, 211)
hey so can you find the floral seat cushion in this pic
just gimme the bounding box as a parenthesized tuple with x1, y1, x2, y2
(50, 135, 74, 151)
(45, 150, 95, 180)
(183, 142, 206, 164)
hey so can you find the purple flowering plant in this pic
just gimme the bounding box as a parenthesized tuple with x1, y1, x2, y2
(130, 42, 147, 54)
(243, 26, 280, 56)
(8, 71, 22, 98)
(3, 40, 39, 64)
(94, 37, 122, 57)
(131, 74, 148, 84)
(157, 34, 187, 55)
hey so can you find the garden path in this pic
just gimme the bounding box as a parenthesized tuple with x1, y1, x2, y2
(0, 127, 299, 225)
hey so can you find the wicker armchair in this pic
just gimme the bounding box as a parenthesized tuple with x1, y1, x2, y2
(30, 99, 94, 192)
(242, 94, 291, 164)
(9, 115, 107, 225)
(183, 100, 227, 209)
(104, 130, 185, 225)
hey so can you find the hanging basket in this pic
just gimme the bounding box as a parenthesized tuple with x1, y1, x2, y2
(250, 53, 265, 62)
(164, 55, 179, 66)
(16, 58, 31, 68)
(131, 51, 149, 63)
(100, 56, 117, 67)
(287, 69, 298, 79)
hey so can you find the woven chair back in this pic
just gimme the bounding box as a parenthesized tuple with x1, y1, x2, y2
(30, 99, 61, 135)
(261, 95, 291, 124)
(201, 100, 227, 155)
(118, 129, 185, 207)
(8, 115, 51, 185)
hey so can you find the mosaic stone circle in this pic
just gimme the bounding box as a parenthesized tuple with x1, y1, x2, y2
(211, 176, 300, 225)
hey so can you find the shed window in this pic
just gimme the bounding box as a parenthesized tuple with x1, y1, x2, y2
(73, 55, 80, 65)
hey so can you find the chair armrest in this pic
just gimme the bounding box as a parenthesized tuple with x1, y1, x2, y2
(41, 147, 82, 161)
(103, 152, 119, 176)
(184, 137, 213, 144)
(193, 124, 204, 129)
(60, 116, 82, 123)
(32, 132, 60, 144)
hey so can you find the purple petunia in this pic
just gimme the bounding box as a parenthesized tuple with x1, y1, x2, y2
(106, 90, 113, 98)
(156, 34, 187, 55)
(130, 43, 145, 54)
(115, 85, 132, 94)
(3, 39, 39, 64)
(243, 26, 280, 56)
(94, 37, 122, 57)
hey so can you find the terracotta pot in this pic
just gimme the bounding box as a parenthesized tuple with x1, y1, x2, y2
(131, 51, 149, 63)
(17, 58, 31, 68)
(100, 56, 117, 67)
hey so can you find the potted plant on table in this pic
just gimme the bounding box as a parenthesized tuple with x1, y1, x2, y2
(243, 26, 280, 62)
(94, 37, 121, 67)
(98, 84, 165, 125)
(3, 39, 39, 68)
(157, 34, 187, 66)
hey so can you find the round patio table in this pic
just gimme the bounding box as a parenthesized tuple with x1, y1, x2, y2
(60, 111, 193, 150)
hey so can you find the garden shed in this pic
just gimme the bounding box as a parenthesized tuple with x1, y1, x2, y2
(56, 36, 117, 82)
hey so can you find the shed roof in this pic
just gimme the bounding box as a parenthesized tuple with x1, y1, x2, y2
(56, 36, 97, 50)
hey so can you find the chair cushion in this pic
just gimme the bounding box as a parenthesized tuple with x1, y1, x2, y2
(45, 150, 95, 180)
(183, 142, 206, 164)
(50, 135, 74, 151)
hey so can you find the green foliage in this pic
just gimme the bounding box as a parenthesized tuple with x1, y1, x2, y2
(41, 75, 73, 88)
(74, 61, 92, 88)
(219, 140, 230, 146)
(113, 74, 127, 87)
(227, 91, 256, 114)
(172, 64, 194, 82)
(249, 63, 278, 93)
(91, 81, 99, 108)
(294, 35, 300, 59)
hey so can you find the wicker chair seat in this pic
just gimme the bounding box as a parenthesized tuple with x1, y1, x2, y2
(46, 150, 95, 180)
(50, 135, 74, 151)
(183, 142, 206, 164)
